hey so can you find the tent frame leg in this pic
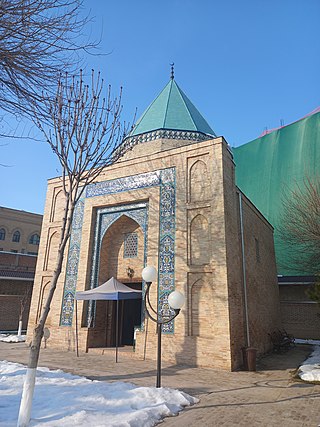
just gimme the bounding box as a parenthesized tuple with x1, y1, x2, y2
(116, 299, 119, 363)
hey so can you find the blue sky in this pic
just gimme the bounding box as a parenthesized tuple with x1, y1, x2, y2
(0, 0, 319, 214)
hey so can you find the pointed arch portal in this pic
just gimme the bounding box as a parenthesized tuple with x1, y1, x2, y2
(60, 168, 176, 336)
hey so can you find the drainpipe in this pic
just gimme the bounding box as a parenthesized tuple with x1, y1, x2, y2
(238, 192, 250, 347)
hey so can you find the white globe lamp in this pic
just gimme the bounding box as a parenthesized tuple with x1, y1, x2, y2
(168, 290, 185, 310)
(142, 266, 157, 283)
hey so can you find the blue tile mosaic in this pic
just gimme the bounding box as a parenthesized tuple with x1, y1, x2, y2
(158, 169, 176, 333)
(60, 168, 176, 334)
(60, 196, 85, 326)
(86, 171, 161, 198)
(116, 129, 211, 159)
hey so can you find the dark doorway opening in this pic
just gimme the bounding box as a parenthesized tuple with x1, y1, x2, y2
(121, 298, 142, 345)
(119, 281, 142, 346)
(103, 282, 142, 347)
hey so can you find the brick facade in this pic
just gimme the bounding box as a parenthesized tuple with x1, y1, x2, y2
(0, 207, 42, 332)
(279, 281, 320, 339)
(28, 136, 281, 370)
(0, 206, 42, 254)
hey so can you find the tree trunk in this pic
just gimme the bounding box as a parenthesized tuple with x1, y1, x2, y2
(16, 368, 37, 427)
(17, 325, 42, 426)
(17, 205, 73, 426)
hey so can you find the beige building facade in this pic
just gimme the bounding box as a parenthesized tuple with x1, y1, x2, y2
(0, 207, 42, 331)
(28, 78, 281, 370)
(0, 206, 42, 255)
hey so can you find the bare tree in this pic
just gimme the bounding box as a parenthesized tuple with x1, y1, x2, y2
(278, 177, 320, 275)
(0, 0, 95, 117)
(17, 285, 31, 337)
(17, 70, 125, 427)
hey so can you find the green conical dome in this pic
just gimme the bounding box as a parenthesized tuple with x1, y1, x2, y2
(129, 79, 216, 138)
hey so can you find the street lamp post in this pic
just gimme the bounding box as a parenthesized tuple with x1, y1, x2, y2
(142, 266, 185, 388)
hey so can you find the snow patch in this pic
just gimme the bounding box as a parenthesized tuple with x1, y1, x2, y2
(0, 334, 26, 343)
(295, 338, 320, 346)
(0, 360, 198, 426)
(298, 345, 320, 382)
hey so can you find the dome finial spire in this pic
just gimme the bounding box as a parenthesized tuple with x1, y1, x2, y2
(170, 62, 174, 80)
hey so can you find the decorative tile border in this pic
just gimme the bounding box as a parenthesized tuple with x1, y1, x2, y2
(158, 168, 176, 333)
(60, 197, 85, 326)
(114, 129, 213, 159)
(60, 168, 176, 333)
(86, 170, 160, 198)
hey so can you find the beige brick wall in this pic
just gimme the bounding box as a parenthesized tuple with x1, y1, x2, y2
(27, 180, 67, 345)
(28, 136, 280, 370)
(280, 301, 320, 339)
(240, 194, 281, 355)
(0, 281, 32, 331)
(279, 283, 320, 339)
(222, 142, 246, 369)
(0, 252, 36, 332)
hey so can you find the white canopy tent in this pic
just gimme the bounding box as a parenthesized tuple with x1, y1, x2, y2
(75, 277, 142, 362)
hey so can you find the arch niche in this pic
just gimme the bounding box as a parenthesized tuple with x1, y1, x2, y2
(189, 160, 210, 202)
(190, 214, 210, 265)
(191, 278, 214, 338)
(89, 214, 144, 348)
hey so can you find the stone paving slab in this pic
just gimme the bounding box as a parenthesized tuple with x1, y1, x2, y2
(0, 342, 319, 426)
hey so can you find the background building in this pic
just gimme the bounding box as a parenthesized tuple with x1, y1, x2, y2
(0, 207, 42, 332)
(234, 110, 320, 339)
(28, 77, 281, 370)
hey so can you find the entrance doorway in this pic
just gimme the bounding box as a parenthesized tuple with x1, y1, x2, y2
(104, 282, 142, 348)
(88, 212, 145, 349)
(121, 297, 142, 345)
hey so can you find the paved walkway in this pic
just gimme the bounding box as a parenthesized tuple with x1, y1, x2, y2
(0, 342, 319, 426)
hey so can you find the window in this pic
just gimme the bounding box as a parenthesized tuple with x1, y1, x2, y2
(29, 233, 40, 245)
(11, 249, 18, 253)
(255, 238, 261, 263)
(124, 232, 138, 258)
(12, 231, 20, 243)
(0, 228, 5, 240)
(27, 251, 38, 255)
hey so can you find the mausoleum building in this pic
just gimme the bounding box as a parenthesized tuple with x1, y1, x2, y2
(27, 76, 281, 370)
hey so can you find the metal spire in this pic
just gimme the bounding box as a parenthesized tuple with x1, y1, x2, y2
(170, 62, 174, 80)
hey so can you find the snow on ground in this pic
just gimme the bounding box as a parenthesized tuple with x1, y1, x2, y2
(297, 345, 320, 382)
(295, 338, 320, 346)
(0, 334, 26, 343)
(0, 360, 198, 427)
(294, 339, 320, 382)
